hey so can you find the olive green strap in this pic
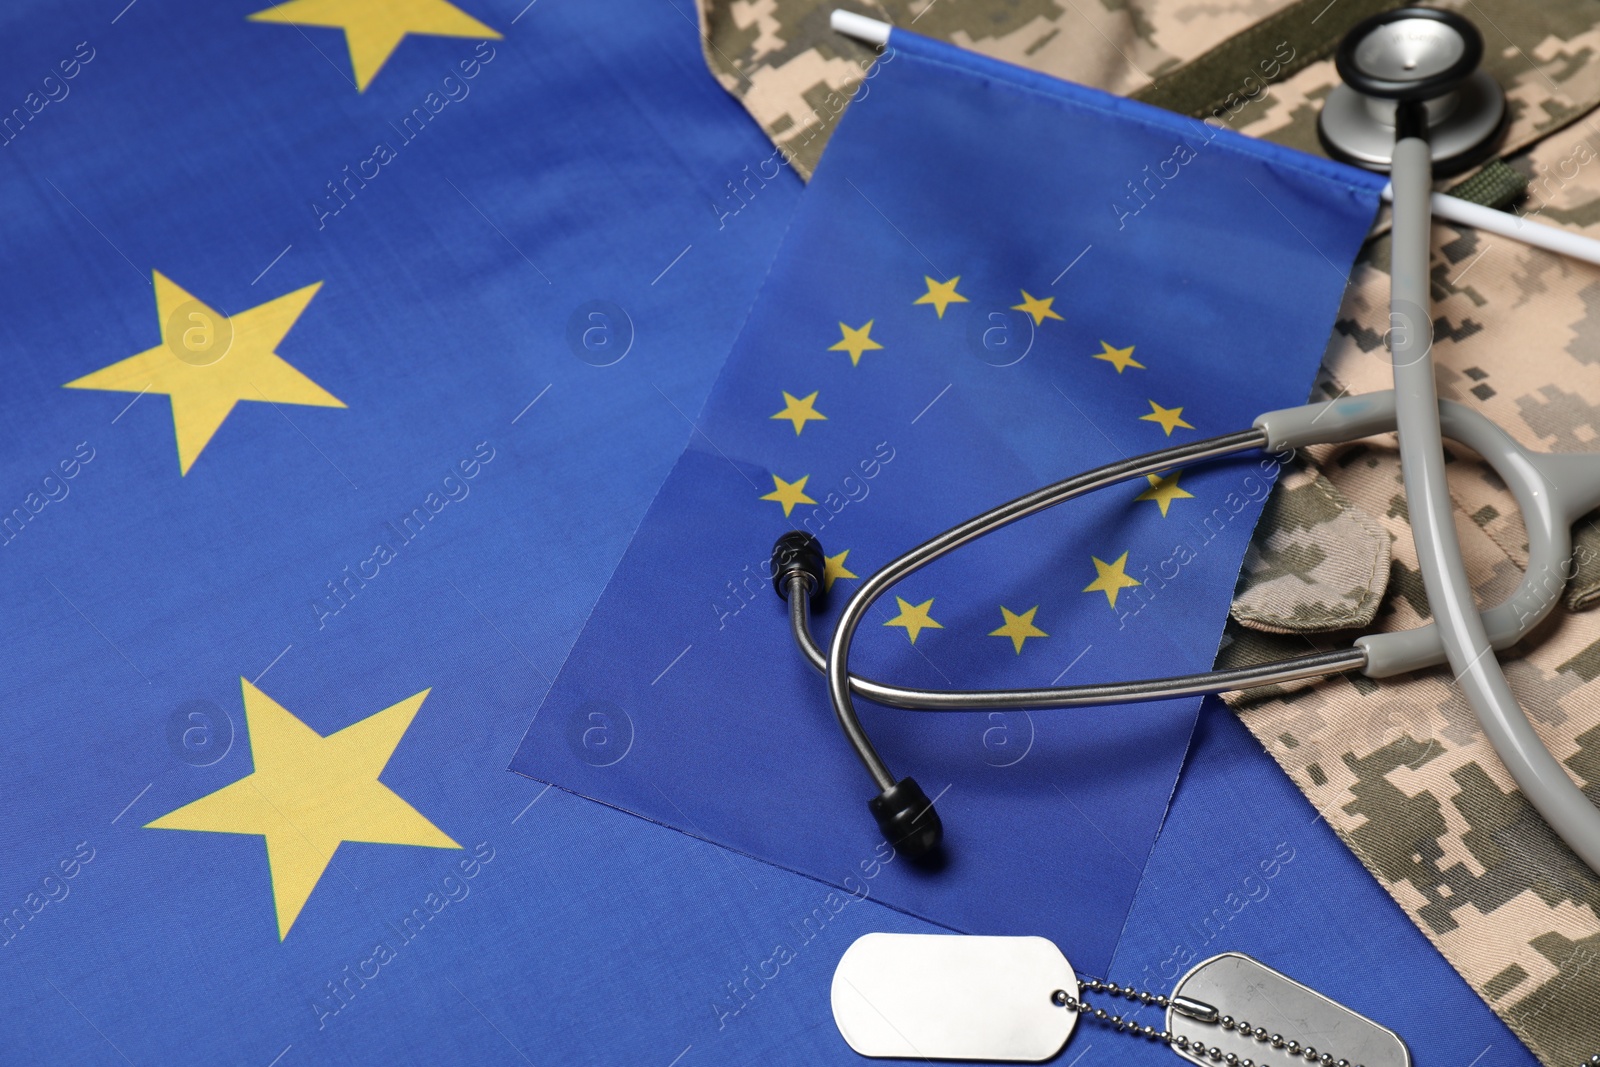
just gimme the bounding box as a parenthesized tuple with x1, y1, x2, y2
(1131, 0, 1407, 119)
(1132, 0, 1528, 213)
(1445, 159, 1527, 210)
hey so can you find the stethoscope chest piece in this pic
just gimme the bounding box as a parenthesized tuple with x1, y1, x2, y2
(1319, 7, 1505, 174)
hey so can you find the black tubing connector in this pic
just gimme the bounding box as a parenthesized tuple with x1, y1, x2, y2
(1394, 98, 1429, 142)
(771, 531, 826, 603)
(870, 777, 943, 860)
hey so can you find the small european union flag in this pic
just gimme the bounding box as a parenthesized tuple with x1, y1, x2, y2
(513, 28, 1385, 978)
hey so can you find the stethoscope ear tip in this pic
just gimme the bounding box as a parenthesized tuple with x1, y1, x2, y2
(772, 531, 828, 603)
(871, 777, 945, 864)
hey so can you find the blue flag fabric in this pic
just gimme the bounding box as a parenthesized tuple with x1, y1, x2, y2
(0, 4, 1541, 1065)
(0, 0, 842, 1062)
(513, 29, 1386, 977)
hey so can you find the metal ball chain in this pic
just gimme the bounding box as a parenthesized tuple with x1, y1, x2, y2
(1051, 980, 1173, 1046)
(1050, 980, 1366, 1067)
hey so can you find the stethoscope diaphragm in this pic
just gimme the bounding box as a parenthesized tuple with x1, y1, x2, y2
(1317, 9, 1505, 174)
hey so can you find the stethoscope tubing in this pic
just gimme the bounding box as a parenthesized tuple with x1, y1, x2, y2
(1387, 119, 1600, 873)
(785, 392, 1598, 801)
(818, 430, 1267, 791)
(785, 583, 1367, 711)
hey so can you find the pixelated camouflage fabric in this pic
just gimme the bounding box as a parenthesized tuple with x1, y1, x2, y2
(1220, 113, 1600, 1067)
(697, 0, 1600, 180)
(1232, 0, 1600, 165)
(696, 0, 1304, 178)
(1230, 463, 1393, 634)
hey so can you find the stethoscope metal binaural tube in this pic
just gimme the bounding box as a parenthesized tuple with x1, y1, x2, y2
(774, 389, 1600, 859)
(779, 394, 1600, 684)
(783, 582, 1367, 711)
(816, 430, 1270, 848)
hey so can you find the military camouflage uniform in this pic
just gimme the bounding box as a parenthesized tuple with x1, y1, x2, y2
(696, 0, 1600, 1062)
(695, 0, 1309, 178)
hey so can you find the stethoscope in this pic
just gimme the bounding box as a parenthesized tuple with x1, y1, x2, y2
(783, 8, 1600, 874)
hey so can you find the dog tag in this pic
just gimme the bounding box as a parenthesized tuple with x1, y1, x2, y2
(831, 933, 1079, 1061)
(1166, 954, 1411, 1067)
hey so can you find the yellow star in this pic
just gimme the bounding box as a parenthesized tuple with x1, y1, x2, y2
(65, 272, 344, 476)
(1140, 400, 1194, 436)
(1135, 472, 1195, 517)
(884, 597, 943, 644)
(1083, 552, 1142, 609)
(146, 680, 458, 940)
(829, 320, 884, 366)
(913, 276, 967, 318)
(1011, 290, 1063, 326)
(761, 473, 816, 517)
(1093, 341, 1144, 373)
(250, 0, 501, 92)
(770, 391, 827, 435)
(824, 550, 858, 592)
(989, 605, 1048, 654)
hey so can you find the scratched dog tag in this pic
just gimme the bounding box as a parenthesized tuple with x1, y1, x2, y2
(831, 933, 1079, 1061)
(1166, 954, 1411, 1067)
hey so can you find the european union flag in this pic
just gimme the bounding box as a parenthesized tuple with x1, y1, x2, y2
(0, 1, 922, 1064)
(0, 3, 1546, 1065)
(513, 29, 1385, 978)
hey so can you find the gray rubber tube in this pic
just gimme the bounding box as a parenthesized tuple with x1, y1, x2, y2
(1256, 393, 1600, 677)
(1390, 134, 1600, 874)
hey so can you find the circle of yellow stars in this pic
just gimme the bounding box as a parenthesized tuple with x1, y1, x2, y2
(750, 271, 1203, 647)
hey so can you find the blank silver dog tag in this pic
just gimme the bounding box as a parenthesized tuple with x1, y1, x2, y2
(1167, 954, 1411, 1067)
(831, 933, 1079, 1061)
